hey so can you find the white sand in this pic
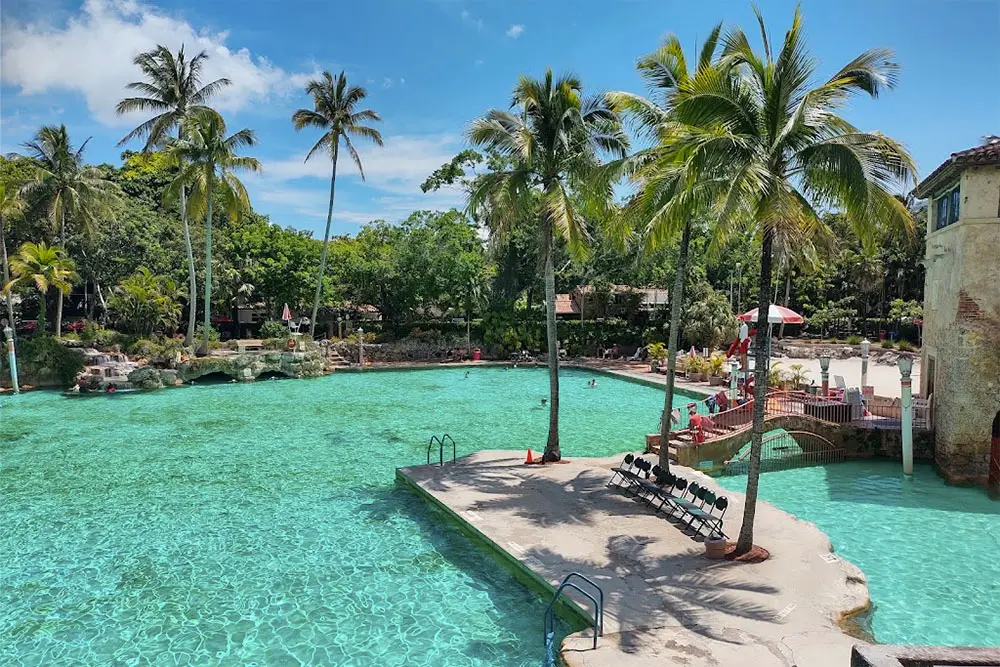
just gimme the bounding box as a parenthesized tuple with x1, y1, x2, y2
(776, 356, 920, 398)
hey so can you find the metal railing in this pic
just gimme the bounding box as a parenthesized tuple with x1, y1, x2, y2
(543, 573, 604, 656)
(426, 434, 456, 466)
(724, 430, 845, 475)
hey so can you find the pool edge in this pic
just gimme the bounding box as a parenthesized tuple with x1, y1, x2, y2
(394, 466, 594, 632)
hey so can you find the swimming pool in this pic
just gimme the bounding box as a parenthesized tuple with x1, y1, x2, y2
(0, 366, 699, 665)
(718, 461, 1000, 647)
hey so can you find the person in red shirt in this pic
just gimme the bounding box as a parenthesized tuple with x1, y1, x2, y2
(687, 403, 716, 443)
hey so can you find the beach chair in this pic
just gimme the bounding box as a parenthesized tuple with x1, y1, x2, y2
(830, 375, 847, 401)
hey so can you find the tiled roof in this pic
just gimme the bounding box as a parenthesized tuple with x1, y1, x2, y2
(914, 136, 1000, 197)
(555, 293, 580, 315)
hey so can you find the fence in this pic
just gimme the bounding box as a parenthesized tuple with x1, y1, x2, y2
(723, 430, 845, 475)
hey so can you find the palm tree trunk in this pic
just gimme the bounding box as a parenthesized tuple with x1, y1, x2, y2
(735, 229, 774, 555)
(542, 228, 561, 462)
(659, 220, 692, 471)
(95, 282, 107, 325)
(55, 209, 66, 337)
(310, 142, 340, 339)
(181, 186, 197, 347)
(0, 214, 15, 332)
(200, 176, 214, 355)
(778, 272, 791, 338)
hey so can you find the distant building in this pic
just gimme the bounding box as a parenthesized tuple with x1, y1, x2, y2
(554, 285, 669, 319)
(913, 136, 1000, 491)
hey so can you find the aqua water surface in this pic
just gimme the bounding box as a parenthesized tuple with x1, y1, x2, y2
(1, 367, 694, 666)
(718, 461, 1000, 647)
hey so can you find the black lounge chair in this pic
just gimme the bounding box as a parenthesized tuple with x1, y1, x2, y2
(607, 454, 637, 488)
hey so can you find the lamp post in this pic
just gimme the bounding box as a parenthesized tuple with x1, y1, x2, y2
(860, 338, 870, 394)
(2, 321, 18, 394)
(337, 316, 343, 340)
(898, 353, 914, 475)
(357, 327, 364, 368)
(729, 358, 740, 404)
(819, 355, 831, 397)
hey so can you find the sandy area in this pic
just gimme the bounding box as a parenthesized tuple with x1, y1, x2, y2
(777, 356, 920, 399)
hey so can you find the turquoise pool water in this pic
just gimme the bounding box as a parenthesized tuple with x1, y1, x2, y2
(0, 367, 698, 665)
(718, 461, 1000, 647)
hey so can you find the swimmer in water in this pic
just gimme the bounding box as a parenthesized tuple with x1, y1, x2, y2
(541, 398, 547, 406)
(465, 371, 470, 378)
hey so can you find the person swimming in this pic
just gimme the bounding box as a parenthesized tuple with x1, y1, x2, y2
(465, 371, 470, 378)
(541, 398, 547, 406)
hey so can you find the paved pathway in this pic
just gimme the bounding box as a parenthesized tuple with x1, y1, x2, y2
(398, 451, 870, 667)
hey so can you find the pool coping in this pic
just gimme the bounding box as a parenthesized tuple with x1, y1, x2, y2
(394, 468, 594, 632)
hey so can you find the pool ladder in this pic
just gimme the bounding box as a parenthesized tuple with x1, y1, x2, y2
(427, 434, 456, 466)
(543, 573, 604, 664)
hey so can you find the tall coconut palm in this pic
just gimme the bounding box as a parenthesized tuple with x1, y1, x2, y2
(668, 7, 915, 553)
(5, 242, 77, 334)
(165, 109, 261, 354)
(0, 182, 26, 331)
(292, 71, 383, 338)
(117, 44, 232, 347)
(20, 125, 119, 337)
(606, 23, 723, 472)
(468, 70, 629, 461)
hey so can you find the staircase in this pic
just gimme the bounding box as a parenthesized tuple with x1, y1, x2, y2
(325, 348, 350, 371)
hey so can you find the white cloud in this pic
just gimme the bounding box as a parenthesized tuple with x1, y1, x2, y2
(505, 24, 525, 39)
(474, 59, 484, 67)
(0, 0, 317, 127)
(460, 9, 483, 31)
(253, 133, 468, 226)
(382, 77, 393, 89)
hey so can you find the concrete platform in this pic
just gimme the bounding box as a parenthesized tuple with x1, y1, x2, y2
(397, 451, 870, 667)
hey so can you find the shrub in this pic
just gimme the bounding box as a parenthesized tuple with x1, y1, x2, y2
(688, 355, 710, 375)
(259, 320, 289, 339)
(646, 342, 667, 363)
(13, 335, 85, 386)
(880, 340, 895, 350)
(846, 335, 862, 345)
(896, 339, 916, 352)
(194, 324, 220, 347)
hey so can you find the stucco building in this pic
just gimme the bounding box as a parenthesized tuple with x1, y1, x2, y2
(913, 137, 1000, 491)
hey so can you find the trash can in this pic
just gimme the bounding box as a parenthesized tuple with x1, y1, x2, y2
(472, 348, 481, 361)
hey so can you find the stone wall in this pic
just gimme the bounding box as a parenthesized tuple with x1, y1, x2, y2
(129, 348, 325, 388)
(334, 335, 471, 364)
(921, 164, 1000, 485)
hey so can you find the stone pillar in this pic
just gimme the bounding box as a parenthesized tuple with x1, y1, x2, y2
(899, 353, 914, 475)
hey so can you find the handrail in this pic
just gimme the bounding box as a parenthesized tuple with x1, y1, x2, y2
(543, 574, 604, 651)
(426, 434, 457, 466)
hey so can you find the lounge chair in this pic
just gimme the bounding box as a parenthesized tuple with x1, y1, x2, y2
(831, 375, 847, 401)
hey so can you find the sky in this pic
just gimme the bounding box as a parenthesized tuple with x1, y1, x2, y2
(2, 0, 998, 239)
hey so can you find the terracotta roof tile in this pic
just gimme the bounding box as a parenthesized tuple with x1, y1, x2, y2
(915, 136, 1000, 197)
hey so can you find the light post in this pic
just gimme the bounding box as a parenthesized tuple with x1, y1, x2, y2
(898, 353, 914, 475)
(357, 327, 364, 368)
(860, 338, 870, 394)
(2, 321, 18, 394)
(337, 316, 343, 340)
(729, 359, 740, 404)
(819, 355, 831, 397)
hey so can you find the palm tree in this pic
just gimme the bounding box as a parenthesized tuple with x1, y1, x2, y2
(117, 44, 232, 347)
(467, 70, 629, 461)
(668, 7, 915, 553)
(165, 109, 261, 354)
(0, 182, 26, 331)
(5, 242, 77, 333)
(292, 71, 383, 338)
(607, 24, 723, 472)
(20, 125, 118, 337)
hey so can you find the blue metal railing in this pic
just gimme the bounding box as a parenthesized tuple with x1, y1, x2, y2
(426, 434, 456, 466)
(543, 572, 604, 659)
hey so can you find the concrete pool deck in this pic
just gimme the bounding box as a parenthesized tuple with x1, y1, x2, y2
(398, 451, 869, 667)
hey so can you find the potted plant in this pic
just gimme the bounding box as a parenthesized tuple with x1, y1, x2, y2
(675, 355, 690, 378)
(787, 363, 810, 391)
(646, 342, 667, 372)
(708, 352, 728, 386)
(687, 355, 710, 382)
(705, 534, 727, 559)
(768, 362, 789, 389)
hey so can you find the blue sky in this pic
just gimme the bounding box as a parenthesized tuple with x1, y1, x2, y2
(2, 0, 998, 238)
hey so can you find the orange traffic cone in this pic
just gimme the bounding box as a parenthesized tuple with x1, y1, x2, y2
(525, 449, 534, 464)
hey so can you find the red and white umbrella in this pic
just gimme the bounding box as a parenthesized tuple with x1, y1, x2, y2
(737, 305, 804, 325)
(281, 303, 292, 321)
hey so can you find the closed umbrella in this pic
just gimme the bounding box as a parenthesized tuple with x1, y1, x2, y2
(281, 303, 292, 321)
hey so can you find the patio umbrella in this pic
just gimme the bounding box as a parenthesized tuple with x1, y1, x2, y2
(737, 305, 804, 325)
(281, 303, 292, 321)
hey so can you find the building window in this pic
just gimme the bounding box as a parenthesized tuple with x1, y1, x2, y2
(935, 185, 960, 230)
